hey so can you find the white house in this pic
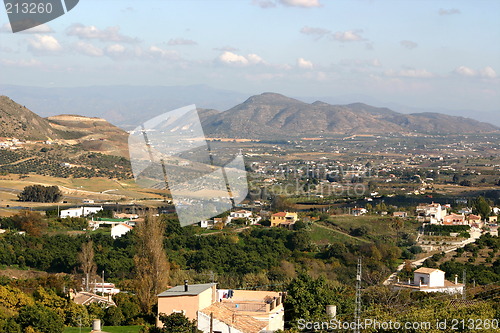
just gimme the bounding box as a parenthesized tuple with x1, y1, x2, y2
(392, 267, 463, 294)
(352, 207, 367, 216)
(230, 210, 252, 219)
(416, 202, 447, 224)
(92, 282, 120, 295)
(60, 206, 103, 218)
(111, 223, 133, 239)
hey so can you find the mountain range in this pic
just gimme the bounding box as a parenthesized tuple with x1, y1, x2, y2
(0, 93, 498, 149)
(200, 93, 499, 138)
(1, 84, 499, 129)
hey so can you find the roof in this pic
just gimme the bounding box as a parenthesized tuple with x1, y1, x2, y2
(468, 214, 481, 220)
(113, 223, 133, 229)
(201, 302, 268, 333)
(73, 292, 115, 307)
(414, 267, 442, 274)
(272, 212, 287, 217)
(158, 283, 216, 297)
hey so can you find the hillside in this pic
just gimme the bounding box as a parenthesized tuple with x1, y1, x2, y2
(0, 96, 129, 157)
(47, 114, 129, 157)
(0, 96, 62, 140)
(201, 93, 499, 138)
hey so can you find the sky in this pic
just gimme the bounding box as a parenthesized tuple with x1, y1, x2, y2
(0, 0, 499, 113)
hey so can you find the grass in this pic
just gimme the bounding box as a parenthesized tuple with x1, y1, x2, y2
(64, 325, 142, 333)
(309, 223, 365, 245)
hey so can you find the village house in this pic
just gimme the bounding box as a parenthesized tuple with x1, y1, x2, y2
(111, 223, 133, 239)
(60, 206, 103, 218)
(467, 214, 482, 225)
(71, 290, 115, 308)
(416, 202, 447, 224)
(157, 282, 284, 333)
(393, 211, 408, 218)
(392, 267, 464, 295)
(270, 212, 298, 228)
(443, 213, 467, 225)
(199, 220, 214, 229)
(351, 207, 367, 217)
(488, 216, 498, 223)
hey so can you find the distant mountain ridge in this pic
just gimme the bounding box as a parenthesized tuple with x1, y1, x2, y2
(1, 93, 498, 147)
(200, 93, 499, 138)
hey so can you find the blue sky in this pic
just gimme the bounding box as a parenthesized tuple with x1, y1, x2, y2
(0, 0, 499, 113)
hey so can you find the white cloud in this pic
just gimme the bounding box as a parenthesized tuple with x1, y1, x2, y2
(385, 69, 434, 78)
(0, 23, 53, 33)
(300, 26, 331, 38)
(148, 46, 180, 60)
(454, 66, 477, 77)
(253, 0, 321, 8)
(168, 38, 197, 46)
(280, 0, 321, 7)
(66, 24, 139, 43)
(439, 8, 461, 15)
(333, 30, 365, 42)
(219, 51, 249, 65)
(0, 58, 42, 67)
(454, 66, 497, 79)
(104, 44, 126, 58)
(74, 41, 103, 57)
(479, 66, 497, 79)
(297, 57, 313, 69)
(27, 35, 62, 53)
(400, 40, 418, 49)
(247, 53, 265, 64)
(218, 51, 266, 66)
(252, 0, 277, 8)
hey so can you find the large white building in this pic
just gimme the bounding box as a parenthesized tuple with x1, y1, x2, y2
(416, 202, 447, 224)
(60, 206, 103, 218)
(59, 206, 102, 218)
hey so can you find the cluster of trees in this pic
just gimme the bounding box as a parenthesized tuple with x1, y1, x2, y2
(18, 185, 62, 202)
(0, 281, 144, 332)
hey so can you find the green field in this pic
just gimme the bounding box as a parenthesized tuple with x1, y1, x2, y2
(309, 223, 366, 244)
(320, 215, 420, 243)
(64, 325, 142, 333)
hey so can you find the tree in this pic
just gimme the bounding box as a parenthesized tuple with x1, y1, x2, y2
(17, 305, 64, 333)
(18, 185, 62, 202)
(103, 306, 124, 326)
(151, 312, 202, 333)
(134, 214, 170, 313)
(473, 196, 491, 220)
(11, 210, 47, 236)
(77, 240, 96, 292)
(284, 273, 342, 328)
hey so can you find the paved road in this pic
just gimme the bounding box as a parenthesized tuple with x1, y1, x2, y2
(383, 234, 480, 285)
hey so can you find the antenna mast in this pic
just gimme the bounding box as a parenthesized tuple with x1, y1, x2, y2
(354, 257, 362, 333)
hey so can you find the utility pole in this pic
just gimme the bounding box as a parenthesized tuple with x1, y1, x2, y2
(209, 312, 213, 333)
(102, 270, 105, 295)
(354, 257, 362, 333)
